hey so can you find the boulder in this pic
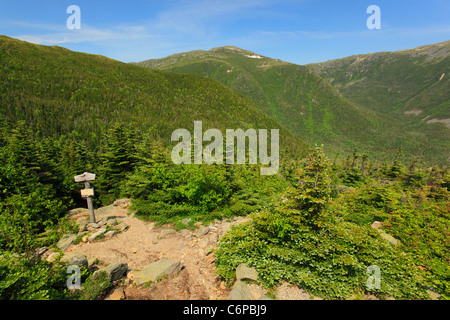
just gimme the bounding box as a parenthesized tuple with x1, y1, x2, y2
(61, 253, 88, 268)
(56, 234, 77, 251)
(228, 280, 253, 300)
(236, 263, 258, 281)
(134, 259, 183, 285)
(93, 262, 128, 282)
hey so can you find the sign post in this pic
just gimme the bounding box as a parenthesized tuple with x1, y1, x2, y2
(74, 172, 96, 223)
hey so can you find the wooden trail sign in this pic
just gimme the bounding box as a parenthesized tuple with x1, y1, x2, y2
(74, 172, 96, 182)
(74, 172, 96, 223)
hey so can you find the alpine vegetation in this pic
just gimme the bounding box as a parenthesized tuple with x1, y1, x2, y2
(171, 121, 279, 175)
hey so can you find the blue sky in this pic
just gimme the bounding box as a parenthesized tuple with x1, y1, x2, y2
(0, 0, 449, 64)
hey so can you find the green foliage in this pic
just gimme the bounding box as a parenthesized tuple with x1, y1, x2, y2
(215, 149, 447, 299)
(0, 254, 69, 300)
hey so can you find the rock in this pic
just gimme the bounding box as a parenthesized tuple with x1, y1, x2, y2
(336, 185, 352, 193)
(180, 229, 191, 237)
(46, 252, 61, 263)
(87, 223, 101, 232)
(93, 262, 128, 282)
(56, 234, 77, 251)
(115, 223, 129, 232)
(228, 280, 253, 300)
(109, 287, 125, 300)
(77, 220, 90, 232)
(97, 218, 108, 227)
(197, 238, 209, 249)
(157, 228, 177, 240)
(371, 221, 383, 229)
(134, 259, 183, 285)
(236, 263, 258, 281)
(36, 247, 48, 256)
(88, 228, 107, 242)
(82, 235, 90, 243)
(195, 226, 210, 237)
(87, 255, 98, 268)
(182, 218, 192, 226)
(107, 218, 118, 227)
(113, 198, 131, 207)
(377, 229, 400, 246)
(105, 230, 120, 238)
(61, 253, 88, 268)
(426, 289, 441, 300)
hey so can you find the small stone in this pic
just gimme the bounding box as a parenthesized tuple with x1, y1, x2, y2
(105, 230, 120, 238)
(109, 287, 125, 300)
(97, 218, 108, 227)
(87, 255, 98, 268)
(371, 221, 383, 229)
(115, 223, 129, 232)
(131, 248, 137, 254)
(195, 226, 210, 237)
(182, 218, 191, 226)
(88, 228, 107, 242)
(87, 223, 100, 229)
(157, 229, 177, 240)
(46, 252, 61, 263)
(107, 219, 118, 227)
(220, 282, 227, 290)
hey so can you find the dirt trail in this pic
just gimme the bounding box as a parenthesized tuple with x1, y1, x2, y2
(66, 202, 249, 300)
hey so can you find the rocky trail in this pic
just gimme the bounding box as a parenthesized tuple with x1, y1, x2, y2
(45, 199, 319, 300)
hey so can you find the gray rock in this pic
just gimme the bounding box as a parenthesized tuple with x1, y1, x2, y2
(371, 221, 383, 229)
(107, 218, 118, 227)
(195, 226, 210, 237)
(77, 220, 90, 232)
(236, 263, 258, 281)
(93, 262, 128, 282)
(134, 259, 183, 285)
(182, 218, 191, 226)
(88, 228, 107, 242)
(97, 218, 108, 227)
(86, 255, 98, 268)
(56, 234, 77, 251)
(115, 222, 129, 232)
(377, 229, 400, 246)
(61, 253, 88, 268)
(228, 280, 253, 300)
(87, 222, 100, 229)
(157, 228, 177, 240)
(105, 230, 120, 238)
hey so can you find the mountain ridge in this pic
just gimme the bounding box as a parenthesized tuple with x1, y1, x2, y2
(136, 42, 450, 164)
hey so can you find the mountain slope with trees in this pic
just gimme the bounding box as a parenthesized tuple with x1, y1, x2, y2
(136, 43, 449, 164)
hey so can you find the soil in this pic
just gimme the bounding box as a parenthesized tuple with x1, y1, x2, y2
(65, 201, 319, 300)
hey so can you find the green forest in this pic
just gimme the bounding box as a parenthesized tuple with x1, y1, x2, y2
(0, 36, 448, 300)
